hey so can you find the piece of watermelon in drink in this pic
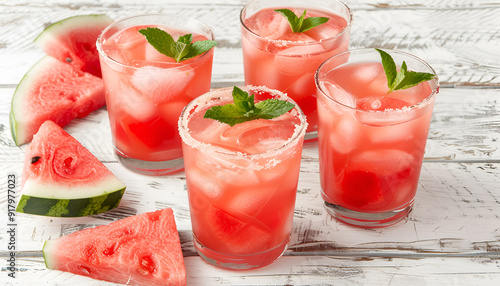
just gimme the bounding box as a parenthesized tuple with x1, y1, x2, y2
(355, 96, 415, 126)
(341, 149, 417, 210)
(207, 206, 273, 255)
(356, 96, 411, 112)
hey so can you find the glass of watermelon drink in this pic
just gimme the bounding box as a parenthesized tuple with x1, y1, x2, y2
(178, 86, 307, 270)
(240, 0, 352, 141)
(315, 48, 439, 228)
(96, 14, 215, 175)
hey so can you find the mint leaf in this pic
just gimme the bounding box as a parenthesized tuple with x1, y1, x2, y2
(139, 27, 218, 63)
(275, 9, 329, 33)
(301, 16, 330, 32)
(376, 48, 436, 93)
(204, 86, 295, 126)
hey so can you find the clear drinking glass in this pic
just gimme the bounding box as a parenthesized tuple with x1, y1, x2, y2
(240, 0, 352, 141)
(97, 14, 215, 175)
(315, 48, 439, 227)
(179, 86, 307, 269)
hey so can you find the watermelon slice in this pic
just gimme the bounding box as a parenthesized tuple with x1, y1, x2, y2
(16, 120, 125, 217)
(34, 14, 113, 77)
(10, 56, 105, 146)
(43, 208, 187, 286)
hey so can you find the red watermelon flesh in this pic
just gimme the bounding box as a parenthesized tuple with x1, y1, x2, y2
(205, 206, 274, 255)
(10, 56, 105, 146)
(43, 208, 187, 286)
(34, 14, 113, 77)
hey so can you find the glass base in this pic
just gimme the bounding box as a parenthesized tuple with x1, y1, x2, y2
(323, 201, 413, 228)
(115, 149, 184, 176)
(193, 235, 289, 270)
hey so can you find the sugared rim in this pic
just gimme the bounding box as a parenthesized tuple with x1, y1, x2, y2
(315, 48, 440, 113)
(178, 85, 308, 166)
(96, 13, 215, 70)
(239, 0, 352, 46)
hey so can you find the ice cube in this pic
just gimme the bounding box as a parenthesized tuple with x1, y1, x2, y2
(131, 65, 195, 104)
(241, 42, 280, 87)
(318, 80, 355, 111)
(144, 42, 177, 63)
(222, 117, 296, 154)
(350, 62, 383, 86)
(273, 42, 326, 77)
(245, 8, 291, 39)
(108, 26, 147, 62)
(281, 72, 315, 101)
(224, 186, 272, 218)
(328, 115, 361, 154)
(368, 119, 416, 145)
(192, 119, 230, 146)
(186, 165, 222, 200)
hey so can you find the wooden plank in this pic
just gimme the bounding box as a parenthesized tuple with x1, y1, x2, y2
(2, 87, 499, 163)
(0, 1, 499, 86)
(2, 161, 499, 257)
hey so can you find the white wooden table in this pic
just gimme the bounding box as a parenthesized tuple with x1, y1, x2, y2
(1, 0, 500, 285)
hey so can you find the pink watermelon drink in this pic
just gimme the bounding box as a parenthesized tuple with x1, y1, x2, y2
(97, 14, 216, 175)
(315, 49, 439, 227)
(240, 0, 352, 140)
(179, 86, 307, 270)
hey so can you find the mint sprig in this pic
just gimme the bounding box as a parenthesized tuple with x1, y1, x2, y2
(138, 27, 218, 63)
(274, 9, 329, 33)
(204, 86, 295, 126)
(376, 48, 436, 93)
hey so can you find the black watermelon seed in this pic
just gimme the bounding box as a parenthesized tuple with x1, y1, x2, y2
(31, 156, 41, 164)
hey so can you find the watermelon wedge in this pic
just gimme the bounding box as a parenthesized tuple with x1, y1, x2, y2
(34, 14, 113, 77)
(16, 120, 125, 217)
(43, 208, 187, 286)
(10, 56, 105, 146)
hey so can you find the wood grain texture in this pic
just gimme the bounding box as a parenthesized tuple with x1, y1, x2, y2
(3, 255, 500, 285)
(0, 0, 499, 86)
(2, 87, 499, 163)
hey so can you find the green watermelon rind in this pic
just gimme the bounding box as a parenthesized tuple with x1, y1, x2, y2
(42, 240, 56, 269)
(16, 188, 125, 217)
(34, 14, 113, 48)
